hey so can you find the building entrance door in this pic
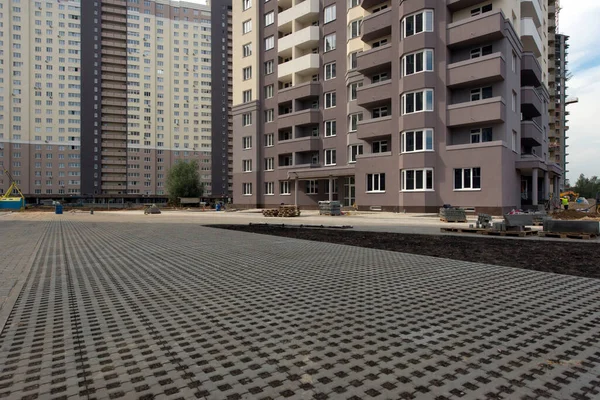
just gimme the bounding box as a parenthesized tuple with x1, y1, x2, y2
(344, 177, 355, 207)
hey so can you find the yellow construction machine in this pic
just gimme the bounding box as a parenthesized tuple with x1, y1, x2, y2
(560, 191, 579, 202)
(1, 170, 25, 210)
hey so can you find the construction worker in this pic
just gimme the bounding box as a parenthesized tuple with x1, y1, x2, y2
(562, 196, 569, 211)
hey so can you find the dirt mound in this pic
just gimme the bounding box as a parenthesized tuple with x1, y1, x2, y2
(552, 210, 600, 220)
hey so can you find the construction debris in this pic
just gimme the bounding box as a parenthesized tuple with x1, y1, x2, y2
(144, 204, 161, 215)
(263, 205, 301, 218)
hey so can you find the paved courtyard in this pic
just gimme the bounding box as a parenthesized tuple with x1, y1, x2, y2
(0, 214, 599, 399)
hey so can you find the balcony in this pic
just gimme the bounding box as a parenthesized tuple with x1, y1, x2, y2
(277, 136, 321, 154)
(278, 82, 320, 103)
(521, 87, 543, 118)
(447, 0, 484, 11)
(102, 133, 126, 140)
(521, 120, 543, 147)
(356, 44, 392, 76)
(102, 159, 127, 165)
(521, 0, 543, 28)
(103, 31, 127, 40)
(521, 52, 542, 87)
(102, 73, 127, 82)
(278, 53, 319, 80)
(356, 80, 392, 108)
(102, 22, 127, 32)
(102, 91, 127, 99)
(101, 40, 127, 49)
(361, 8, 392, 43)
(101, 65, 126, 74)
(103, 141, 127, 149)
(102, 125, 127, 132)
(102, 82, 127, 90)
(447, 11, 505, 48)
(447, 97, 505, 127)
(356, 116, 393, 140)
(102, 167, 127, 173)
(521, 18, 543, 57)
(101, 48, 127, 57)
(447, 52, 505, 88)
(278, 109, 320, 129)
(103, 116, 127, 123)
(102, 14, 127, 24)
(102, 108, 127, 115)
(278, 26, 319, 55)
(278, 0, 319, 28)
(103, 0, 126, 5)
(101, 150, 127, 157)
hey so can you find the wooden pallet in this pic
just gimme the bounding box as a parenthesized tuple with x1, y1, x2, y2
(538, 232, 598, 240)
(440, 218, 467, 223)
(479, 229, 538, 237)
(440, 227, 486, 234)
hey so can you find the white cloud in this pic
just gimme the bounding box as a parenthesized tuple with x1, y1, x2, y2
(557, 0, 600, 182)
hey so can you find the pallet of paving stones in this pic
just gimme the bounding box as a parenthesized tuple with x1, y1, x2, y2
(439, 207, 467, 223)
(538, 231, 598, 240)
(262, 209, 279, 217)
(479, 229, 538, 237)
(262, 206, 301, 218)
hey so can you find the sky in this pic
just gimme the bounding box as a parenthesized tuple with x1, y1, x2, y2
(557, 0, 600, 183)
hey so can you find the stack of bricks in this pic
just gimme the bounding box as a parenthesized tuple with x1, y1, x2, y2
(439, 207, 467, 223)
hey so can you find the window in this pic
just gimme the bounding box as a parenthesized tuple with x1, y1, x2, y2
(242, 136, 252, 149)
(265, 35, 274, 50)
(242, 183, 252, 195)
(367, 173, 385, 192)
(324, 120, 337, 137)
(242, 90, 252, 103)
(512, 51, 517, 73)
(280, 181, 290, 195)
(242, 113, 252, 126)
(512, 90, 517, 112)
(403, 49, 434, 76)
(454, 168, 481, 190)
(324, 91, 336, 109)
(242, 159, 252, 172)
(265, 109, 274, 123)
(373, 140, 388, 153)
(372, 72, 389, 83)
(470, 45, 493, 59)
(512, 130, 517, 152)
(306, 180, 318, 194)
(349, 19, 361, 38)
(402, 169, 434, 191)
(243, 0, 252, 11)
(265, 133, 274, 147)
(471, 4, 492, 16)
(324, 62, 336, 80)
(349, 82, 362, 101)
(324, 33, 336, 52)
(265, 84, 274, 99)
(243, 43, 252, 57)
(325, 149, 337, 166)
(243, 66, 252, 80)
(372, 38, 388, 48)
(242, 20, 252, 34)
(265, 60, 274, 74)
(470, 128, 493, 143)
(372, 106, 389, 118)
(349, 51, 360, 70)
(265, 182, 274, 195)
(402, 129, 434, 153)
(348, 0, 360, 8)
(349, 113, 363, 132)
(324, 4, 336, 23)
(403, 10, 433, 38)
(265, 157, 274, 171)
(265, 11, 274, 26)
(402, 89, 434, 114)
(349, 144, 363, 163)
(470, 86, 493, 101)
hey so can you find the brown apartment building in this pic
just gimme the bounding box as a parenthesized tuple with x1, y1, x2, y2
(0, 0, 233, 202)
(232, 0, 562, 214)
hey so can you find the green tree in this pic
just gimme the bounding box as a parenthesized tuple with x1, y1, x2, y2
(572, 174, 600, 199)
(165, 160, 203, 205)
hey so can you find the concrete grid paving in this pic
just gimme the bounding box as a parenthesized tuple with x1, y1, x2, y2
(0, 217, 599, 400)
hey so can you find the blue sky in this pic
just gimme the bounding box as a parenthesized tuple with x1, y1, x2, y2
(557, 0, 600, 183)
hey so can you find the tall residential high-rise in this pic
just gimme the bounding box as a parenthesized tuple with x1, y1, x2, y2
(232, 0, 562, 214)
(550, 33, 571, 190)
(0, 0, 232, 201)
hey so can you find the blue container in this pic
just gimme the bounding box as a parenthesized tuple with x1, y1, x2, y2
(0, 198, 25, 210)
(55, 204, 63, 215)
(216, 203, 222, 211)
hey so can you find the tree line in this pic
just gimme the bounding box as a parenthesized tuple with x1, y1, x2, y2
(571, 174, 600, 199)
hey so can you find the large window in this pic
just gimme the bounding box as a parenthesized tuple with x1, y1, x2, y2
(324, 120, 337, 137)
(265, 133, 274, 147)
(349, 19, 362, 38)
(265, 84, 274, 99)
(324, 91, 336, 109)
(280, 181, 290, 195)
(265, 11, 274, 26)
(403, 49, 434, 76)
(242, 89, 252, 103)
(402, 89, 434, 114)
(403, 10, 433, 38)
(242, 43, 252, 57)
(349, 113, 363, 132)
(471, 4, 492, 16)
(242, 20, 252, 34)
(367, 173, 385, 192)
(265, 157, 274, 171)
(348, 0, 360, 9)
(325, 149, 337, 166)
(242, 66, 252, 81)
(470, 128, 493, 143)
(454, 168, 481, 190)
(243, 0, 252, 11)
(349, 51, 360, 69)
(242, 113, 252, 126)
(373, 140, 388, 153)
(402, 129, 434, 153)
(372, 106, 389, 118)
(265, 109, 274, 123)
(324, 62, 336, 80)
(306, 180, 319, 194)
(265, 182, 274, 195)
(265, 35, 274, 50)
(265, 60, 274, 74)
(242, 183, 252, 195)
(324, 4, 336, 23)
(242, 136, 252, 149)
(324, 33, 336, 52)
(349, 144, 363, 163)
(402, 169, 434, 191)
(242, 159, 252, 172)
(349, 82, 362, 101)
(470, 45, 493, 59)
(470, 86, 492, 101)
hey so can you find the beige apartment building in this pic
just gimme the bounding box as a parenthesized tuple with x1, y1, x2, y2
(0, 0, 233, 201)
(232, 0, 562, 214)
